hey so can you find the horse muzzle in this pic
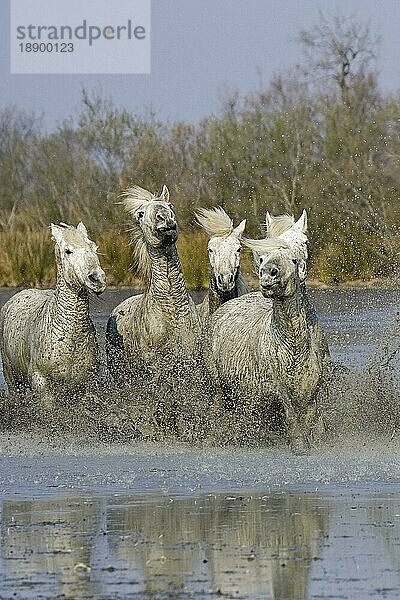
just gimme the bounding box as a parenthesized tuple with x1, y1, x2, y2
(157, 221, 178, 242)
(260, 273, 282, 297)
(86, 268, 107, 294)
(216, 272, 236, 293)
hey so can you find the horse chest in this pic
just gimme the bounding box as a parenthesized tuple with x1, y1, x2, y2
(269, 341, 320, 399)
(41, 325, 97, 381)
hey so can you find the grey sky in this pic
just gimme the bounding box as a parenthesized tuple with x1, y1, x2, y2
(1, 0, 400, 130)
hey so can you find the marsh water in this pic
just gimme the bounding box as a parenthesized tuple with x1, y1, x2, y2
(1, 288, 400, 599)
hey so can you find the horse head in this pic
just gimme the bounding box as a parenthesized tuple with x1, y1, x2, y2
(258, 248, 307, 299)
(50, 222, 106, 295)
(122, 184, 177, 248)
(195, 207, 246, 294)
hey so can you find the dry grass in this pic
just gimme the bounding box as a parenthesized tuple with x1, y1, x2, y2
(177, 229, 210, 290)
(0, 229, 55, 287)
(0, 226, 212, 290)
(97, 229, 140, 287)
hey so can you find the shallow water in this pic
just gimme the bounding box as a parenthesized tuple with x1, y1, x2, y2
(0, 287, 400, 599)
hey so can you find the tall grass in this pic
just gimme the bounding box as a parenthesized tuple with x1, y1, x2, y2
(177, 230, 210, 290)
(0, 220, 396, 289)
(0, 225, 214, 290)
(0, 229, 55, 287)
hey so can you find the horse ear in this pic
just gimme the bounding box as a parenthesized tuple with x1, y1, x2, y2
(295, 209, 307, 233)
(232, 219, 246, 239)
(50, 223, 64, 246)
(160, 185, 170, 202)
(77, 222, 89, 240)
(297, 258, 307, 282)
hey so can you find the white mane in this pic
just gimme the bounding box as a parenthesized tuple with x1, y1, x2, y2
(247, 210, 309, 261)
(130, 228, 152, 281)
(120, 184, 158, 214)
(242, 236, 290, 254)
(265, 213, 295, 237)
(195, 207, 234, 238)
(120, 184, 170, 281)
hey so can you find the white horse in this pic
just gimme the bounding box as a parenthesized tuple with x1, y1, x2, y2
(0, 222, 106, 406)
(106, 185, 201, 386)
(206, 213, 327, 450)
(245, 209, 330, 361)
(195, 207, 248, 320)
(206, 240, 326, 453)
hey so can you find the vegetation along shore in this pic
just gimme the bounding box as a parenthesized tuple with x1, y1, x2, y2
(1, 15, 400, 289)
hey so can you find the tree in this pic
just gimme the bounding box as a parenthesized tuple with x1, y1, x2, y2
(0, 107, 40, 228)
(297, 11, 379, 107)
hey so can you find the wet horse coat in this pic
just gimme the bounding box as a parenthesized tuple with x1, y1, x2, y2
(0, 222, 106, 401)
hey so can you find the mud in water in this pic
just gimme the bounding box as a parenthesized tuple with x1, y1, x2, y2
(1, 287, 400, 599)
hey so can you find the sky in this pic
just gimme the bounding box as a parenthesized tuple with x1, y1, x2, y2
(1, 0, 400, 130)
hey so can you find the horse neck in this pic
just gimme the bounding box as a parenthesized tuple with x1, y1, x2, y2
(53, 270, 90, 336)
(271, 284, 310, 355)
(146, 243, 190, 313)
(208, 268, 246, 314)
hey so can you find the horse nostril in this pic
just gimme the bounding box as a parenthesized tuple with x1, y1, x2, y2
(269, 267, 279, 277)
(88, 273, 99, 283)
(229, 274, 234, 284)
(217, 274, 223, 286)
(89, 270, 106, 285)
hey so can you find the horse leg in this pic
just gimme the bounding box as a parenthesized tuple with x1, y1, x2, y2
(1, 352, 18, 396)
(280, 393, 311, 454)
(31, 371, 55, 412)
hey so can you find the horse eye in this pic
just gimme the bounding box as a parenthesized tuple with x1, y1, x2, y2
(208, 248, 213, 253)
(259, 257, 264, 264)
(292, 259, 297, 264)
(65, 249, 73, 256)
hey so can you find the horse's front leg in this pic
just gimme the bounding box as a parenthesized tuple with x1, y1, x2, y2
(280, 392, 311, 454)
(31, 371, 56, 415)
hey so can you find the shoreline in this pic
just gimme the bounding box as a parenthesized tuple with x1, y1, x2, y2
(306, 277, 400, 291)
(0, 277, 399, 294)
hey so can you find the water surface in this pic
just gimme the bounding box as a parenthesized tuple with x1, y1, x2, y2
(0, 287, 400, 599)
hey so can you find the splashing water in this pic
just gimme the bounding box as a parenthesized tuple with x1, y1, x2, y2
(1, 288, 400, 600)
(0, 287, 399, 451)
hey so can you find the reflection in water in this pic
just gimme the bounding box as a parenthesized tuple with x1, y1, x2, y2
(366, 496, 400, 586)
(1, 491, 326, 599)
(1, 497, 104, 598)
(202, 494, 325, 599)
(2, 488, 400, 599)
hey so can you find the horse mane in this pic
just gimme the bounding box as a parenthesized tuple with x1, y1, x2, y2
(120, 184, 157, 214)
(242, 236, 290, 254)
(120, 185, 162, 282)
(195, 207, 234, 238)
(265, 213, 295, 237)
